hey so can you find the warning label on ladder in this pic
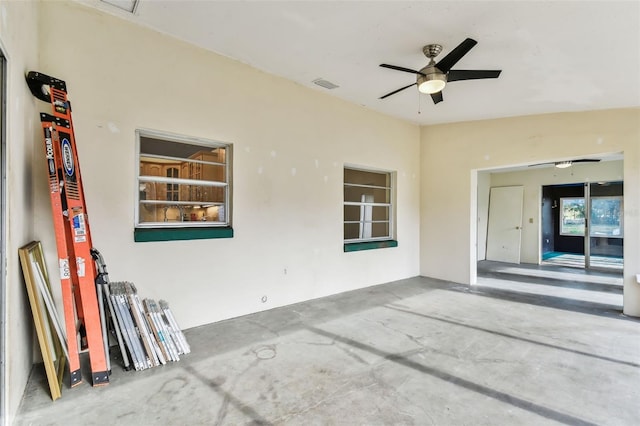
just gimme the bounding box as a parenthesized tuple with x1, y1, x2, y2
(73, 213, 87, 242)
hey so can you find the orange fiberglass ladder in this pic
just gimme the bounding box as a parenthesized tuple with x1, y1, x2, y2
(26, 71, 109, 387)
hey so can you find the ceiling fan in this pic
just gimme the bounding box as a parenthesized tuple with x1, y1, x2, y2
(529, 159, 601, 169)
(379, 38, 501, 104)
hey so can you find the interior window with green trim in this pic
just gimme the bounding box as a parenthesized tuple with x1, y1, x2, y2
(136, 130, 232, 236)
(344, 166, 395, 247)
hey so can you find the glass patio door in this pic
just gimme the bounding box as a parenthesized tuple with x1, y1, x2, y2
(585, 182, 624, 270)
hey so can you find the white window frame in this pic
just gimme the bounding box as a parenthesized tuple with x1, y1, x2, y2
(135, 129, 231, 228)
(343, 165, 395, 243)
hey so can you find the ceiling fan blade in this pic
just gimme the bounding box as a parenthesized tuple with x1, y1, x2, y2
(435, 38, 477, 73)
(430, 91, 443, 104)
(447, 69, 502, 82)
(527, 158, 601, 167)
(379, 82, 417, 99)
(380, 63, 425, 76)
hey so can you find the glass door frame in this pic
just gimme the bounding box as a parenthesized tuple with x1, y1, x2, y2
(584, 183, 592, 269)
(585, 181, 624, 271)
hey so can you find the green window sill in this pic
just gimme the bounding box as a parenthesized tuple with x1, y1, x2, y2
(344, 240, 398, 252)
(134, 227, 233, 242)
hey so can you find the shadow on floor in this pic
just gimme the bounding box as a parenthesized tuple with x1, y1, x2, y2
(309, 326, 599, 426)
(474, 260, 628, 321)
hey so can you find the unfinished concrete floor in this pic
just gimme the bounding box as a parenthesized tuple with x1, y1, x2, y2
(15, 264, 640, 425)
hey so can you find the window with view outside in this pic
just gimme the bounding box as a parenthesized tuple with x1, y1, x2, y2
(344, 167, 393, 242)
(590, 197, 623, 237)
(560, 197, 623, 237)
(136, 130, 230, 228)
(560, 198, 585, 236)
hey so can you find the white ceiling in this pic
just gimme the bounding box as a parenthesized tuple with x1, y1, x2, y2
(83, 1, 639, 126)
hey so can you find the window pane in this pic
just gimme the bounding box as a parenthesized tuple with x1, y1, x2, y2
(141, 153, 225, 183)
(343, 222, 390, 240)
(371, 222, 390, 238)
(590, 197, 623, 237)
(343, 206, 389, 222)
(344, 205, 361, 222)
(560, 198, 585, 236)
(344, 186, 390, 204)
(344, 223, 361, 240)
(344, 168, 388, 187)
(372, 206, 389, 221)
(139, 182, 225, 204)
(187, 149, 226, 183)
(138, 202, 226, 224)
(140, 137, 226, 161)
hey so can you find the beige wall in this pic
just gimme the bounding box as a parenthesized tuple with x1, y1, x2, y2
(421, 109, 640, 316)
(0, 0, 40, 422)
(484, 160, 624, 264)
(35, 1, 421, 330)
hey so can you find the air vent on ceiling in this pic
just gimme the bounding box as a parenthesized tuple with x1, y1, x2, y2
(312, 78, 339, 90)
(100, 0, 139, 13)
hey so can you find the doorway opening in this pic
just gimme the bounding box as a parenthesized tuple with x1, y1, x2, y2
(474, 157, 625, 315)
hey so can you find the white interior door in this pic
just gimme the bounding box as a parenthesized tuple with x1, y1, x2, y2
(486, 186, 524, 264)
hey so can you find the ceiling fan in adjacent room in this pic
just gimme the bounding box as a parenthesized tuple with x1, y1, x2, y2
(379, 38, 501, 104)
(529, 159, 601, 169)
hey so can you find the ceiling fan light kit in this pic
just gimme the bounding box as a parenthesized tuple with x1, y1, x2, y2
(554, 161, 573, 169)
(379, 38, 502, 104)
(417, 69, 446, 94)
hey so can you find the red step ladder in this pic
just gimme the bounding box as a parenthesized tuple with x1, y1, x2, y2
(27, 71, 109, 387)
